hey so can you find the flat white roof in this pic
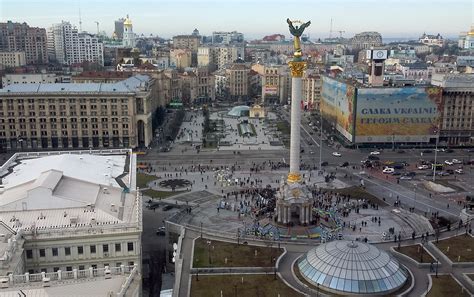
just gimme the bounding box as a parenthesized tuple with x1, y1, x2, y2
(0, 152, 138, 232)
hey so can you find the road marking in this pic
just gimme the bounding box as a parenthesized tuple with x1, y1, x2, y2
(300, 124, 321, 148)
(354, 173, 455, 216)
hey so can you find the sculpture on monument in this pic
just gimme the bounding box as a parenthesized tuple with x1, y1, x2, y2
(286, 18, 311, 59)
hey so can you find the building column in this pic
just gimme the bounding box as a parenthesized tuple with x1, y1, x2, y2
(289, 76, 302, 179)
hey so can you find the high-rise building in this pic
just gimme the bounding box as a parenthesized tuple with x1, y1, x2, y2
(114, 18, 126, 40)
(225, 60, 250, 102)
(48, 21, 104, 66)
(122, 15, 136, 48)
(0, 21, 48, 64)
(212, 31, 244, 44)
(198, 45, 245, 71)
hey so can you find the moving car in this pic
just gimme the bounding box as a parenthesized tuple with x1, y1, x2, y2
(417, 164, 429, 170)
(382, 167, 395, 174)
(400, 175, 412, 180)
(156, 227, 166, 236)
(162, 205, 173, 211)
(332, 152, 342, 157)
(455, 169, 464, 174)
(368, 155, 380, 161)
(370, 151, 381, 155)
(444, 160, 453, 166)
(339, 161, 349, 167)
(452, 159, 462, 164)
(321, 161, 329, 166)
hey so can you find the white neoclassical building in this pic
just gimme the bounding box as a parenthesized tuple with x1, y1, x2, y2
(0, 149, 141, 295)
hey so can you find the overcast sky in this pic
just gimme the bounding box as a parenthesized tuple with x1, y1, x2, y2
(1, 0, 473, 39)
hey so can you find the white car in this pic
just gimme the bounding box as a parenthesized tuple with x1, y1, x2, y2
(400, 175, 412, 180)
(418, 165, 429, 170)
(382, 167, 395, 174)
(454, 169, 463, 174)
(332, 152, 342, 157)
(452, 159, 462, 164)
(370, 151, 381, 155)
(444, 160, 453, 166)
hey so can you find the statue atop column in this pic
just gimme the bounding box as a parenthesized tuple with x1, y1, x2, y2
(286, 18, 311, 60)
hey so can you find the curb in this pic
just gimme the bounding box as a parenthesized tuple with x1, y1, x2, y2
(390, 245, 438, 268)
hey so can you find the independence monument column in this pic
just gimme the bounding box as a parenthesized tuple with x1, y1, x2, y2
(286, 18, 310, 183)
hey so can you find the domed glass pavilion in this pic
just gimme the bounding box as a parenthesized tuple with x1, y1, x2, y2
(298, 240, 408, 295)
(227, 105, 249, 117)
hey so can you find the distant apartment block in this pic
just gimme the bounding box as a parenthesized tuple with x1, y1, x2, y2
(0, 21, 48, 64)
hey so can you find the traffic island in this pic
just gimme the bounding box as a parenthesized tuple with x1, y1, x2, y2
(431, 234, 474, 264)
(192, 238, 283, 268)
(190, 274, 304, 297)
(391, 244, 436, 265)
(426, 274, 470, 297)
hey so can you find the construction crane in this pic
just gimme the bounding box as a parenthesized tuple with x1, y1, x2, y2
(95, 21, 99, 35)
(338, 30, 345, 38)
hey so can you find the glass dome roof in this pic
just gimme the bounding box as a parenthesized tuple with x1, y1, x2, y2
(227, 106, 249, 117)
(298, 240, 408, 295)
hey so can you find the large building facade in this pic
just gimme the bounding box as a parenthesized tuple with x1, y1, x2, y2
(0, 75, 157, 151)
(0, 21, 48, 64)
(350, 32, 383, 50)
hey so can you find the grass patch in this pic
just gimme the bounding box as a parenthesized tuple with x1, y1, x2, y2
(434, 235, 474, 262)
(395, 244, 434, 263)
(321, 186, 388, 206)
(276, 121, 290, 135)
(431, 180, 465, 192)
(136, 173, 157, 188)
(193, 238, 283, 268)
(427, 275, 470, 297)
(142, 189, 185, 199)
(191, 274, 303, 297)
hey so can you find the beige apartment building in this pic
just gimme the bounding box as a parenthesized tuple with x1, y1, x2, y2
(172, 35, 200, 51)
(170, 49, 192, 70)
(302, 72, 322, 110)
(0, 75, 157, 151)
(180, 67, 215, 105)
(226, 62, 250, 102)
(0, 51, 26, 69)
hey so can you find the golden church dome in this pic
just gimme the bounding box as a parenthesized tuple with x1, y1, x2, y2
(124, 15, 132, 27)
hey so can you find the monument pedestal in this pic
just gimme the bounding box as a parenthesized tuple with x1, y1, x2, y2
(276, 179, 312, 225)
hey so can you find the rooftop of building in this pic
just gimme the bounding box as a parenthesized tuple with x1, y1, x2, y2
(0, 74, 150, 94)
(0, 150, 138, 235)
(73, 71, 133, 79)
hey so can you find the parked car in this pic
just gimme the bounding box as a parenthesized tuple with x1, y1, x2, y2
(452, 159, 462, 164)
(418, 165, 429, 170)
(444, 160, 453, 166)
(340, 161, 349, 167)
(400, 175, 412, 180)
(422, 149, 433, 154)
(445, 149, 454, 153)
(397, 150, 406, 154)
(162, 205, 173, 211)
(455, 169, 464, 174)
(392, 172, 402, 176)
(332, 152, 342, 157)
(370, 151, 381, 155)
(406, 171, 417, 177)
(321, 161, 329, 166)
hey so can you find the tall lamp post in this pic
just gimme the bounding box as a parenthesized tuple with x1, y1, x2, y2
(433, 130, 439, 182)
(318, 116, 323, 170)
(413, 185, 417, 212)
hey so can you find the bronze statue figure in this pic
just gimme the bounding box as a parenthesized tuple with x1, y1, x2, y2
(286, 18, 311, 37)
(286, 18, 311, 59)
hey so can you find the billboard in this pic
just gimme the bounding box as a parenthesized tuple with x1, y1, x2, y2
(264, 85, 278, 95)
(355, 86, 443, 143)
(321, 77, 355, 142)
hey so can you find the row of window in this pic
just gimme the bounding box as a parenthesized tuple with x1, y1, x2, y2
(0, 98, 128, 104)
(25, 242, 134, 259)
(28, 261, 134, 275)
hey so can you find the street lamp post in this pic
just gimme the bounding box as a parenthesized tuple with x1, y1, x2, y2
(433, 130, 439, 182)
(413, 185, 417, 212)
(207, 240, 212, 265)
(435, 258, 439, 277)
(318, 115, 323, 170)
(200, 222, 203, 238)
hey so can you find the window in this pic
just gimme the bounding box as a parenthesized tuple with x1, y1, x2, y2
(65, 247, 71, 256)
(103, 244, 109, 253)
(127, 242, 134, 252)
(66, 266, 72, 272)
(78, 246, 84, 255)
(39, 249, 45, 257)
(115, 243, 121, 252)
(90, 245, 96, 254)
(53, 267, 59, 272)
(79, 265, 85, 270)
(52, 248, 58, 256)
(26, 249, 33, 259)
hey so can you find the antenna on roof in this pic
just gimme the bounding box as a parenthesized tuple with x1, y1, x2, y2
(78, 2, 82, 32)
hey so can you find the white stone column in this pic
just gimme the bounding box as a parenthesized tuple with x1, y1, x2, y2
(289, 77, 302, 176)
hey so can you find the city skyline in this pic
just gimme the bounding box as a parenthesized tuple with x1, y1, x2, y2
(1, 0, 473, 40)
